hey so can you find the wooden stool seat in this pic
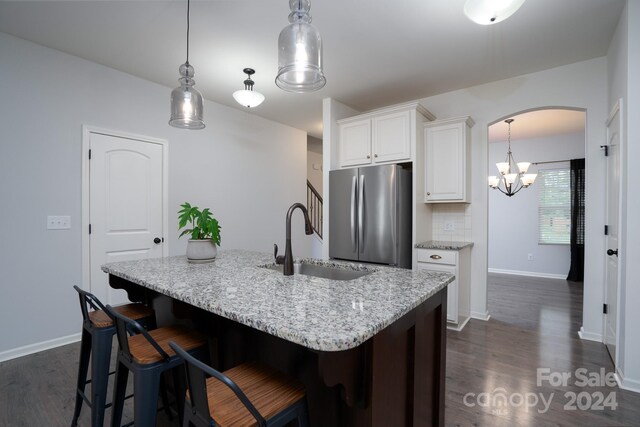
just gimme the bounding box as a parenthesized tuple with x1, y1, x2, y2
(108, 306, 209, 427)
(88, 303, 155, 328)
(205, 362, 306, 427)
(171, 341, 308, 427)
(128, 326, 207, 364)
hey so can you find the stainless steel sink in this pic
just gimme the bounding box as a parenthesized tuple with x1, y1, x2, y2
(262, 263, 371, 281)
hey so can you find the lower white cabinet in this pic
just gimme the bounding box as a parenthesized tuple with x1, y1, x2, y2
(416, 246, 471, 330)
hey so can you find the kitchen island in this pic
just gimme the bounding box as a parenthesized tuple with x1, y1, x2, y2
(103, 250, 453, 426)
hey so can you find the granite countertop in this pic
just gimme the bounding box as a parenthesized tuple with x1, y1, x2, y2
(102, 250, 453, 352)
(415, 240, 474, 251)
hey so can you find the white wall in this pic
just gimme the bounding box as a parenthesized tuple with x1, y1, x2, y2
(407, 58, 608, 326)
(321, 98, 360, 259)
(0, 32, 311, 358)
(607, 0, 640, 392)
(488, 132, 585, 278)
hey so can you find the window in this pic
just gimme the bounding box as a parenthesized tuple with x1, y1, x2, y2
(538, 169, 571, 244)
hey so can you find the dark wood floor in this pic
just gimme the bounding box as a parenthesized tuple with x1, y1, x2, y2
(1, 273, 639, 426)
(445, 273, 640, 426)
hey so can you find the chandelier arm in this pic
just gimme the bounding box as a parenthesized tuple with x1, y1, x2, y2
(493, 185, 508, 196)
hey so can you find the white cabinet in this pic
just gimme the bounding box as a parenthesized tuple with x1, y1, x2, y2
(424, 116, 474, 203)
(372, 111, 411, 163)
(416, 246, 471, 331)
(339, 119, 371, 167)
(337, 103, 435, 168)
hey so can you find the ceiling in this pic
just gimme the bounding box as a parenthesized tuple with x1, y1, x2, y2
(488, 109, 586, 143)
(0, 0, 624, 138)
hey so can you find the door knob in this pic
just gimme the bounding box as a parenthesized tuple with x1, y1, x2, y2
(607, 249, 618, 257)
(154, 237, 162, 244)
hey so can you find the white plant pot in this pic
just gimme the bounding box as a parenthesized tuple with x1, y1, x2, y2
(186, 239, 217, 263)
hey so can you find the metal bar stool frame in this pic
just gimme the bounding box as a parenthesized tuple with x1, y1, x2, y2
(71, 285, 156, 427)
(107, 305, 208, 427)
(170, 341, 309, 427)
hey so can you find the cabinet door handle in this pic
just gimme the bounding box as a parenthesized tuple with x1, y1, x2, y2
(427, 192, 431, 196)
(430, 254, 442, 260)
(374, 154, 378, 158)
(366, 154, 371, 159)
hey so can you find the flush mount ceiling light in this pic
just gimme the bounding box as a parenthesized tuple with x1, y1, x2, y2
(232, 68, 265, 108)
(488, 118, 537, 197)
(464, 0, 526, 25)
(275, 0, 326, 93)
(169, 0, 205, 130)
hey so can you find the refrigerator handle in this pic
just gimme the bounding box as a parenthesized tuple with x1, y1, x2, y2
(358, 174, 364, 252)
(350, 175, 357, 252)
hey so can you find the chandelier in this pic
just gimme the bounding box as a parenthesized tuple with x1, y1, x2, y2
(488, 119, 537, 197)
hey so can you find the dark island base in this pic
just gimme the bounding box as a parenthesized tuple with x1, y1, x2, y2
(110, 274, 447, 427)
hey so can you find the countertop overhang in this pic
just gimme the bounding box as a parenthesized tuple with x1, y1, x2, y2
(102, 250, 453, 352)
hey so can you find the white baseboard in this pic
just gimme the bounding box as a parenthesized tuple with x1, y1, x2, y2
(577, 326, 603, 342)
(0, 333, 82, 363)
(615, 367, 640, 393)
(470, 310, 491, 321)
(447, 316, 471, 331)
(488, 268, 567, 280)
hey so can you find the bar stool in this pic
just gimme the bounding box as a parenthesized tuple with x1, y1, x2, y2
(170, 341, 309, 427)
(107, 305, 208, 427)
(71, 285, 156, 427)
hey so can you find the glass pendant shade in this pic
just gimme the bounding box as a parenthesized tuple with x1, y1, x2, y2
(276, 0, 326, 92)
(522, 174, 537, 186)
(488, 176, 500, 188)
(170, 63, 205, 129)
(517, 162, 531, 173)
(504, 173, 518, 185)
(464, 0, 526, 25)
(233, 90, 265, 108)
(496, 162, 510, 175)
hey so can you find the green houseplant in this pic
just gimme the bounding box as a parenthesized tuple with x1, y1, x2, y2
(178, 202, 221, 263)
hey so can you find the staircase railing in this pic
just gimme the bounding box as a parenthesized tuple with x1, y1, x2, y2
(306, 180, 323, 239)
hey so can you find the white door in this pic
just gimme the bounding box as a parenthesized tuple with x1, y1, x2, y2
(89, 131, 165, 305)
(604, 102, 621, 363)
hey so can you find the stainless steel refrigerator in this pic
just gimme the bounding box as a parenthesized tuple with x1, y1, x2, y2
(329, 164, 412, 268)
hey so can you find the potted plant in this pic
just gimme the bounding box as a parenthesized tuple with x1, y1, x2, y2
(178, 202, 221, 263)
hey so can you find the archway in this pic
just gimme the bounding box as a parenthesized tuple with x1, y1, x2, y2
(486, 107, 586, 334)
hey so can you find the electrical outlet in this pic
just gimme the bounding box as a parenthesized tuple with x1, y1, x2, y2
(47, 215, 71, 230)
(444, 221, 455, 232)
(528, 253, 534, 261)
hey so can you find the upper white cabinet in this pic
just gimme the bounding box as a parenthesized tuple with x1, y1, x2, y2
(372, 111, 411, 163)
(424, 116, 474, 203)
(338, 103, 435, 168)
(339, 119, 371, 167)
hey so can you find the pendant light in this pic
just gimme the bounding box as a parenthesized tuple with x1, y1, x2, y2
(464, 0, 526, 25)
(233, 68, 265, 108)
(169, 0, 205, 129)
(275, 0, 326, 93)
(488, 119, 537, 197)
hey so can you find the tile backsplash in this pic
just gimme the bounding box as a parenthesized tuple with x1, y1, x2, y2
(431, 204, 472, 242)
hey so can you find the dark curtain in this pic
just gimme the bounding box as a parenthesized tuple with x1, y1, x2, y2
(567, 158, 585, 281)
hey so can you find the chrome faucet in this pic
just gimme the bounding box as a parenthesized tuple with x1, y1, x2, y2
(274, 202, 313, 275)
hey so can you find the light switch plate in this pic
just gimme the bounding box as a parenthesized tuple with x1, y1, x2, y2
(47, 215, 71, 230)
